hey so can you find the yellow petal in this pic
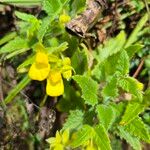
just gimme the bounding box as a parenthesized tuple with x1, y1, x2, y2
(59, 14, 70, 24)
(55, 131, 62, 143)
(62, 129, 69, 145)
(46, 71, 64, 96)
(62, 70, 72, 80)
(137, 82, 144, 90)
(49, 70, 62, 83)
(63, 57, 71, 65)
(62, 58, 72, 79)
(36, 51, 49, 64)
(53, 144, 64, 150)
(29, 62, 50, 81)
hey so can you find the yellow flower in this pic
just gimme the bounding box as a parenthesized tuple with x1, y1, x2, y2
(84, 140, 97, 150)
(46, 129, 70, 150)
(28, 48, 72, 97)
(59, 14, 71, 24)
(62, 57, 72, 80)
(29, 51, 50, 81)
(46, 70, 64, 97)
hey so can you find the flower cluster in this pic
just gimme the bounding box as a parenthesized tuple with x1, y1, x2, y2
(46, 129, 70, 150)
(83, 139, 97, 150)
(28, 45, 72, 97)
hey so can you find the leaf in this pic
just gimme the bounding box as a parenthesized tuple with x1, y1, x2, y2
(111, 137, 122, 150)
(0, 32, 17, 46)
(56, 81, 84, 112)
(15, 11, 38, 22)
(92, 51, 126, 81)
(63, 110, 84, 130)
(71, 125, 111, 150)
(71, 125, 94, 148)
(145, 56, 150, 69)
(94, 125, 112, 150)
(2, 0, 41, 6)
(38, 0, 69, 40)
(15, 11, 40, 39)
(125, 13, 148, 48)
(118, 77, 143, 101)
(4, 48, 30, 60)
(117, 126, 141, 150)
(92, 60, 105, 81)
(46, 42, 68, 54)
(96, 31, 126, 63)
(111, 102, 126, 123)
(37, 17, 51, 41)
(71, 0, 86, 14)
(130, 0, 144, 11)
(42, 0, 61, 16)
(120, 101, 145, 125)
(73, 75, 98, 106)
(143, 88, 150, 106)
(125, 117, 150, 143)
(102, 76, 118, 98)
(17, 54, 35, 71)
(125, 44, 144, 59)
(0, 37, 29, 54)
(71, 48, 88, 75)
(3, 75, 31, 104)
(96, 104, 115, 130)
(116, 50, 129, 75)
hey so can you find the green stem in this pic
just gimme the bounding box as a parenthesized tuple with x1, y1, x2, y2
(3, 75, 31, 104)
(40, 94, 48, 107)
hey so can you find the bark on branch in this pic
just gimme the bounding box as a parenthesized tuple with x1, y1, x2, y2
(66, 0, 108, 37)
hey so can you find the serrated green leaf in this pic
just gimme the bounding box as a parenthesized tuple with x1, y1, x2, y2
(96, 31, 126, 63)
(94, 125, 112, 150)
(71, 125, 94, 148)
(92, 60, 105, 81)
(111, 137, 122, 150)
(73, 75, 98, 106)
(103, 52, 121, 76)
(63, 110, 84, 130)
(42, 0, 61, 16)
(117, 126, 141, 150)
(116, 50, 129, 75)
(120, 101, 145, 125)
(15, 11, 40, 39)
(92, 41, 128, 81)
(125, 44, 144, 59)
(3, 75, 31, 104)
(118, 77, 143, 101)
(71, 124, 111, 149)
(102, 76, 118, 98)
(96, 104, 115, 130)
(125, 117, 150, 143)
(0, 37, 29, 54)
(37, 17, 50, 41)
(71, 48, 88, 75)
(104, 50, 129, 76)
(125, 13, 148, 48)
(111, 102, 127, 124)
